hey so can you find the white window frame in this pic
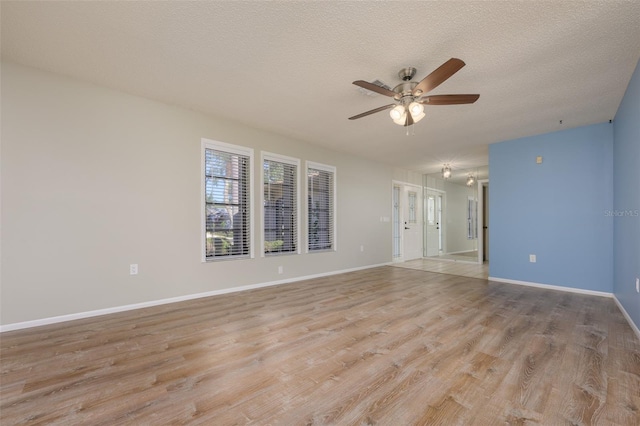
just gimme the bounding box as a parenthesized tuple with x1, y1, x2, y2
(201, 138, 255, 262)
(306, 161, 337, 253)
(261, 152, 301, 257)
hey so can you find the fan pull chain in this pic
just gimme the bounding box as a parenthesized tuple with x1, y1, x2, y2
(405, 123, 416, 136)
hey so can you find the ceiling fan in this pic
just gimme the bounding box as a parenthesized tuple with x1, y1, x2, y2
(348, 58, 479, 126)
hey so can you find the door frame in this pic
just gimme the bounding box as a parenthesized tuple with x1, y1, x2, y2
(477, 179, 489, 264)
(391, 180, 424, 262)
(424, 187, 446, 257)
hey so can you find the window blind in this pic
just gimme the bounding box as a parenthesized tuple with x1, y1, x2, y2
(307, 166, 334, 251)
(264, 158, 297, 255)
(204, 148, 251, 259)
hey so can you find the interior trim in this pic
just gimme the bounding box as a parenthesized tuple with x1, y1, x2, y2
(0, 262, 391, 333)
(613, 294, 640, 341)
(488, 276, 613, 298)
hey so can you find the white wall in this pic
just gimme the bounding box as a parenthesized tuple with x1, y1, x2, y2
(0, 63, 395, 326)
(392, 168, 423, 186)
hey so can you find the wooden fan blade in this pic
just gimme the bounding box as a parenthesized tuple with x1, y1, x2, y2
(412, 58, 466, 96)
(419, 94, 480, 105)
(352, 80, 398, 98)
(348, 104, 396, 120)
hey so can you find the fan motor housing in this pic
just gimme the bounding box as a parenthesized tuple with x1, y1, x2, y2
(393, 81, 418, 99)
(398, 67, 417, 81)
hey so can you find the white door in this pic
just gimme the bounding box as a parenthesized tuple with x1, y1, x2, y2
(426, 189, 444, 257)
(402, 185, 423, 260)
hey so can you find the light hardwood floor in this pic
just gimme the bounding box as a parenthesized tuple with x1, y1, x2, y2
(396, 258, 489, 280)
(1, 266, 638, 425)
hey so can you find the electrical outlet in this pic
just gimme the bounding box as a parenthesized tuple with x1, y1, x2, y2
(278, 266, 283, 274)
(529, 254, 536, 263)
(360, 245, 364, 252)
(130, 264, 138, 275)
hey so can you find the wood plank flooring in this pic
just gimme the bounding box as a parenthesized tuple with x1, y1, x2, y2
(395, 258, 489, 280)
(1, 266, 638, 425)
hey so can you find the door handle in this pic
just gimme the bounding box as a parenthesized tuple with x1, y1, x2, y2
(404, 227, 410, 230)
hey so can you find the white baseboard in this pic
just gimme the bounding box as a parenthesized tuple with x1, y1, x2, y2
(613, 295, 640, 341)
(487, 276, 640, 337)
(0, 262, 391, 333)
(446, 250, 477, 255)
(488, 276, 613, 298)
(7, 267, 636, 340)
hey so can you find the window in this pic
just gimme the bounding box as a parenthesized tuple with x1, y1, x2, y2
(408, 191, 417, 223)
(263, 153, 299, 255)
(202, 139, 253, 261)
(307, 162, 335, 252)
(427, 194, 435, 226)
(467, 196, 477, 240)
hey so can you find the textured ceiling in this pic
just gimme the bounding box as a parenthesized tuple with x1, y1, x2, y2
(2, 1, 639, 174)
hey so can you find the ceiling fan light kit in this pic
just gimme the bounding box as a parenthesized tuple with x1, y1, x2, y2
(349, 58, 480, 127)
(389, 105, 405, 120)
(409, 102, 424, 116)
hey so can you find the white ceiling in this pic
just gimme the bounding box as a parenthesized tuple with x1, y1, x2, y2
(2, 1, 639, 174)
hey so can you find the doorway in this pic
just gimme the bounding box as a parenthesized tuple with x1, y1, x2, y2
(392, 182, 424, 261)
(423, 172, 482, 264)
(479, 180, 489, 263)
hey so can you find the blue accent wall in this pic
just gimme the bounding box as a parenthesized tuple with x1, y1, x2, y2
(613, 59, 640, 330)
(489, 123, 613, 292)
